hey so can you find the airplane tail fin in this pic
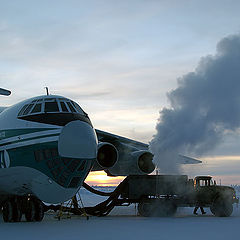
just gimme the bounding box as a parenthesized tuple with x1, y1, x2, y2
(0, 88, 11, 96)
(177, 154, 202, 164)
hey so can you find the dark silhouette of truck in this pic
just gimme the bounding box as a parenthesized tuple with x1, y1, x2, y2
(120, 175, 238, 217)
(45, 175, 238, 217)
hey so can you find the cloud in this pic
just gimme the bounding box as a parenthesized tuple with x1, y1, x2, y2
(150, 34, 240, 173)
(1, 0, 240, 153)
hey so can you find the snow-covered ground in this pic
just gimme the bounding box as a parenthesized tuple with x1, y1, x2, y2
(1, 187, 240, 240)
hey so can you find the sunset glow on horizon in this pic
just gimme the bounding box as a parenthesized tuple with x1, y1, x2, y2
(85, 171, 125, 186)
(85, 155, 240, 186)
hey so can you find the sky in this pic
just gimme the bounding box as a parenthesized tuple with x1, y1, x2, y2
(1, 0, 240, 185)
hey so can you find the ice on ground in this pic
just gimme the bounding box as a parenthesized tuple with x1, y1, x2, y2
(1, 186, 240, 240)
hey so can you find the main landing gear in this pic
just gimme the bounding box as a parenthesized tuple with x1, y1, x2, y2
(2, 196, 44, 222)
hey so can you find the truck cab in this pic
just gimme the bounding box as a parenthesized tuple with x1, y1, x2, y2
(194, 176, 215, 187)
(193, 175, 238, 216)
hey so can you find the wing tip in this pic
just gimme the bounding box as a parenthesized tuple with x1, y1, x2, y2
(178, 154, 202, 164)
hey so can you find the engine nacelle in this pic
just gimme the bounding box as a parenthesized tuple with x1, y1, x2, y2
(95, 142, 118, 169)
(132, 150, 155, 174)
(106, 150, 155, 176)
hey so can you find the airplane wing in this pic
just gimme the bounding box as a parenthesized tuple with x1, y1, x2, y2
(96, 129, 148, 150)
(96, 129, 201, 163)
(177, 154, 202, 164)
(94, 129, 201, 176)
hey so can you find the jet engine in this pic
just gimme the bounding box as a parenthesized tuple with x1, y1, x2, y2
(95, 142, 118, 169)
(106, 150, 155, 176)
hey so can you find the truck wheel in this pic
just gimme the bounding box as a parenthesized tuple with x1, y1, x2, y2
(33, 198, 44, 222)
(12, 199, 22, 222)
(138, 200, 177, 217)
(138, 200, 153, 217)
(211, 197, 233, 217)
(155, 200, 177, 217)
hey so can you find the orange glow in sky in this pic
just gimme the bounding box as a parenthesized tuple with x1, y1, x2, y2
(85, 171, 125, 186)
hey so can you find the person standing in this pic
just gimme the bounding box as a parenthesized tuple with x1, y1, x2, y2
(193, 206, 206, 215)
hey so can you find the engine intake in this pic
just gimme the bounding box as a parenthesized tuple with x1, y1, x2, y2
(97, 142, 118, 168)
(136, 151, 155, 174)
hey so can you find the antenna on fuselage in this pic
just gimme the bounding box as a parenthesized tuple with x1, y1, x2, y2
(0, 88, 11, 96)
(45, 87, 49, 96)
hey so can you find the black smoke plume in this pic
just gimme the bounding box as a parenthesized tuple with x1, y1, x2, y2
(150, 34, 240, 173)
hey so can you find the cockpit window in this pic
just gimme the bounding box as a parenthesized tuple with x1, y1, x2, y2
(60, 102, 69, 112)
(23, 104, 34, 115)
(44, 101, 59, 112)
(18, 105, 28, 116)
(66, 102, 76, 113)
(71, 101, 85, 115)
(31, 103, 42, 113)
(18, 97, 87, 118)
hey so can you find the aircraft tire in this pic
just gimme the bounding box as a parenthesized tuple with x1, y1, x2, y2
(33, 198, 44, 222)
(12, 199, 23, 222)
(2, 201, 14, 222)
(25, 200, 36, 222)
(2, 199, 22, 222)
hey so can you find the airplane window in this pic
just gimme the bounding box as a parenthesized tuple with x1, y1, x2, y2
(51, 148, 59, 157)
(77, 161, 85, 171)
(60, 102, 69, 112)
(47, 158, 61, 169)
(62, 157, 70, 166)
(37, 99, 43, 102)
(58, 175, 67, 186)
(31, 103, 42, 113)
(68, 159, 80, 172)
(61, 168, 71, 179)
(34, 150, 45, 162)
(23, 104, 34, 115)
(51, 168, 60, 179)
(68, 177, 81, 188)
(31, 99, 38, 103)
(47, 160, 54, 169)
(66, 102, 76, 113)
(18, 105, 28, 116)
(44, 149, 52, 159)
(71, 101, 84, 115)
(44, 101, 59, 112)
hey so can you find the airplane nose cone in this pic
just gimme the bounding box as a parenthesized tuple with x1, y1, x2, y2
(58, 120, 98, 159)
(32, 120, 98, 204)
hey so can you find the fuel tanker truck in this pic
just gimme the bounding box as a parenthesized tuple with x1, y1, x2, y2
(121, 175, 239, 217)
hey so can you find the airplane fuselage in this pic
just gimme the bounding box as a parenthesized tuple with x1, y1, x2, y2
(0, 95, 98, 203)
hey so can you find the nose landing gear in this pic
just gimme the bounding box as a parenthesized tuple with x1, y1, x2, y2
(2, 196, 44, 222)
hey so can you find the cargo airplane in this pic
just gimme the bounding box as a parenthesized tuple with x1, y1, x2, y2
(0, 88, 200, 222)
